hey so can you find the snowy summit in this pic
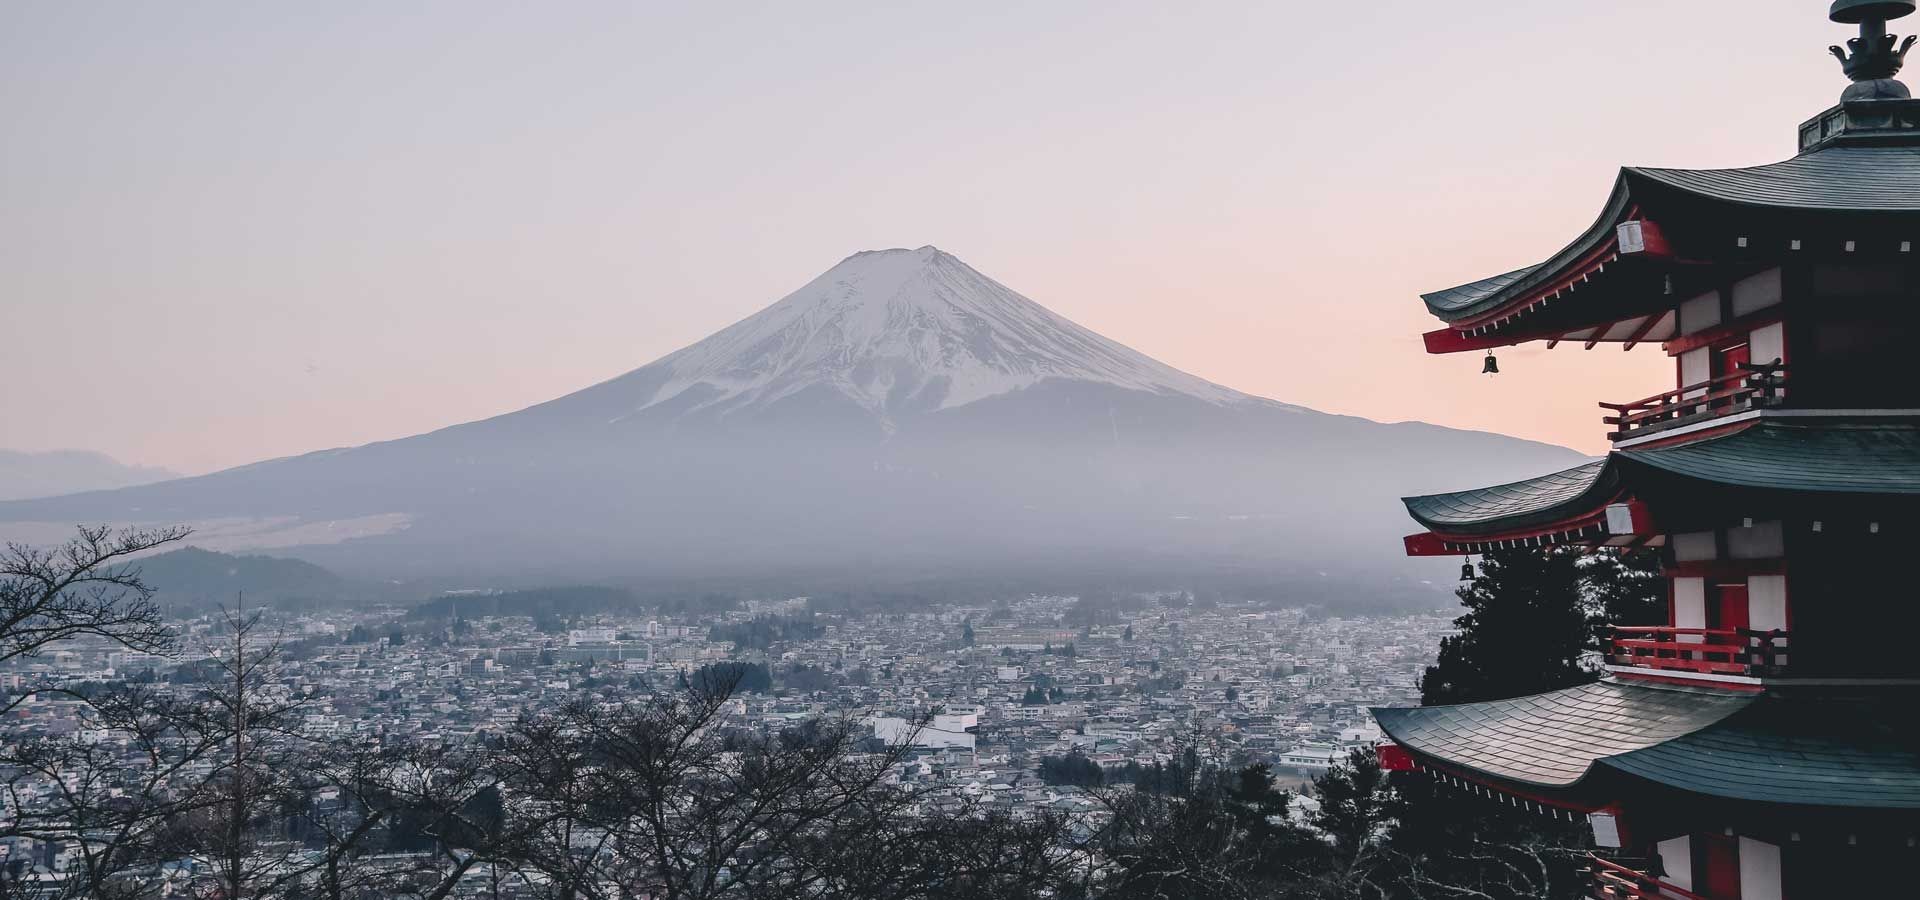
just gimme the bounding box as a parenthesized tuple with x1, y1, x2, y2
(621, 246, 1251, 428)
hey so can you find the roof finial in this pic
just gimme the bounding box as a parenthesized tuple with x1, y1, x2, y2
(1829, 0, 1917, 100)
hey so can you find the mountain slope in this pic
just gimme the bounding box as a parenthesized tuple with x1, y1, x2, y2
(0, 247, 1586, 588)
(134, 547, 349, 613)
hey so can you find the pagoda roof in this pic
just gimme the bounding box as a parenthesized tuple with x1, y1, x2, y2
(1618, 419, 1920, 494)
(1402, 420, 1920, 545)
(1376, 684, 1920, 808)
(1419, 142, 1920, 348)
(1422, 265, 1544, 316)
(1403, 460, 1612, 536)
(1371, 680, 1752, 788)
(1605, 692, 1920, 808)
(1630, 145, 1920, 213)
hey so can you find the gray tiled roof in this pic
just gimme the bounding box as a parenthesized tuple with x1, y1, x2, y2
(1421, 265, 1544, 315)
(1628, 145, 1920, 212)
(1420, 145, 1920, 322)
(1401, 460, 1611, 534)
(1403, 421, 1920, 536)
(1602, 692, 1920, 808)
(1620, 421, 1920, 494)
(1371, 681, 1754, 787)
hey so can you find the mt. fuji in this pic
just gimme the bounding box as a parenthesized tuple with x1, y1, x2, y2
(0, 247, 1583, 592)
(633, 246, 1248, 424)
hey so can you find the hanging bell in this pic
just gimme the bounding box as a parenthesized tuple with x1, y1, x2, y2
(1460, 557, 1476, 581)
(1481, 352, 1499, 375)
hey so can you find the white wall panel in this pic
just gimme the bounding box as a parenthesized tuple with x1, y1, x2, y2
(1749, 575, 1788, 632)
(1674, 578, 1706, 643)
(1732, 268, 1783, 317)
(1680, 347, 1711, 398)
(1680, 291, 1723, 334)
(1658, 836, 1694, 891)
(1674, 531, 1718, 562)
(1738, 837, 1782, 900)
(1750, 321, 1786, 366)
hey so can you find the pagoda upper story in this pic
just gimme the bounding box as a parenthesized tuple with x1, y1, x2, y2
(1398, 0, 1920, 689)
(1420, 1, 1920, 450)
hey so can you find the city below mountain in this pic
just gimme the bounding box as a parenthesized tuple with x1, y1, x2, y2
(0, 247, 1582, 598)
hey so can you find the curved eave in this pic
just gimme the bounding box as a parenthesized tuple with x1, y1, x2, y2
(1420, 175, 1634, 327)
(1377, 685, 1920, 811)
(1370, 681, 1754, 792)
(1419, 145, 1920, 352)
(1617, 420, 1920, 495)
(1403, 421, 1920, 552)
(1401, 460, 1617, 538)
(1599, 692, 1920, 809)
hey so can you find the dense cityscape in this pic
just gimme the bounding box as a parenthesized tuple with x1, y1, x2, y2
(6, 589, 1444, 813)
(0, 544, 1472, 897)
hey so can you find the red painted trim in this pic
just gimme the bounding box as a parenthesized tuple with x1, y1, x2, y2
(1406, 755, 1610, 813)
(1377, 742, 1416, 772)
(1626, 218, 1674, 258)
(1665, 559, 1787, 578)
(1404, 515, 1613, 556)
(1453, 233, 1626, 330)
(1423, 328, 1518, 354)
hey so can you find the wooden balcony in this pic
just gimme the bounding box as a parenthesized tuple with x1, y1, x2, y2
(1605, 626, 1788, 678)
(1601, 363, 1787, 442)
(1586, 854, 1708, 900)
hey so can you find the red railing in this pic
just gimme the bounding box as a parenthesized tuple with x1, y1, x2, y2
(1586, 854, 1708, 900)
(1605, 626, 1788, 678)
(1600, 363, 1787, 441)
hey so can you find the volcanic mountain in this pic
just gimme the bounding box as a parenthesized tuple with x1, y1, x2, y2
(0, 247, 1584, 590)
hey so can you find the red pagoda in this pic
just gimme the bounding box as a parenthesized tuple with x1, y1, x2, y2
(1372, 2, 1920, 897)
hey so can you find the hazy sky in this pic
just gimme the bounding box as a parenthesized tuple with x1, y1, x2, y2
(2, 1, 1854, 474)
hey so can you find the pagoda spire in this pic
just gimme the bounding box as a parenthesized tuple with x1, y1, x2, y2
(1829, 0, 1917, 99)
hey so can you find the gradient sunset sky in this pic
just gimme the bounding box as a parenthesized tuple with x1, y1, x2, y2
(2, 1, 1860, 473)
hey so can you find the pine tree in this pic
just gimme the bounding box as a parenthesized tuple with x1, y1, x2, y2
(1420, 548, 1593, 706)
(1582, 547, 1666, 651)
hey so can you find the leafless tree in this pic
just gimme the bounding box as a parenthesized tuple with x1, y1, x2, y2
(0, 685, 231, 900)
(493, 672, 1076, 900)
(0, 525, 189, 669)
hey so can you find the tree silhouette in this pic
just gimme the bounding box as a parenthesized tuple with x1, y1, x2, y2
(1420, 549, 1592, 706)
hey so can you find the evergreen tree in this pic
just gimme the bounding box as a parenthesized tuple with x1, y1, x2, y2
(1420, 549, 1593, 706)
(960, 621, 975, 647)
(1582, 547, 1666, 651)
(1122, 623, 1134, 642)
(1311, 747, 1395, 874)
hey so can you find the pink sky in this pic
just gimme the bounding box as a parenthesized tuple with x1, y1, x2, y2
(1, 1, 1854, 473)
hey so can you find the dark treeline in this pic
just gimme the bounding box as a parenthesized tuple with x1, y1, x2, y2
(709, 613, 826, 650)
(409, 585, 638, 620)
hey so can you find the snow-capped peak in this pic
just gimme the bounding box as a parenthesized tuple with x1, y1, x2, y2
(632, 246, 1251, 424)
